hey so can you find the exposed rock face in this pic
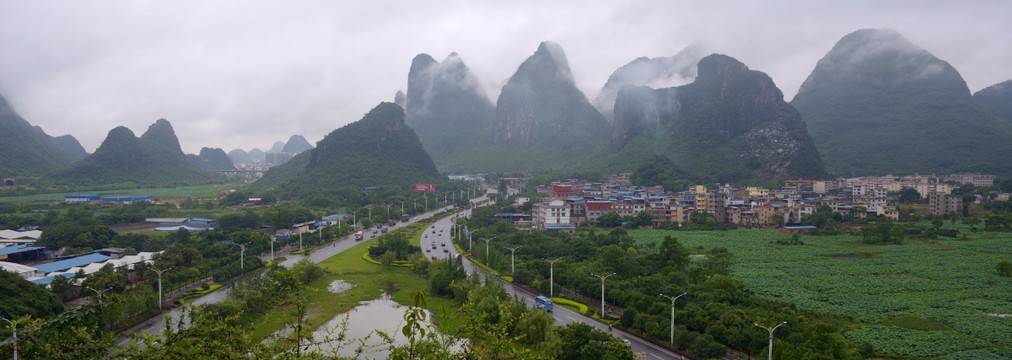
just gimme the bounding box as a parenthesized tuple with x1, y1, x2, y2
(792, 28, 1012, 176)
(611, 54, 825, 182)
(404, 52, 494, 168)
(492, 42, 608, 148)
(974, 80, 1012, 123)
(594, 44, 704, 121)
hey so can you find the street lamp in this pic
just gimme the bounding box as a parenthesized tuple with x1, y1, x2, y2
(235, 242, 250, 271)
(482, 237, 496, 262)
(0, 315, 17, 360)
(85, 286, 112, 303)
(270, 235, 275, 264)
(660, 292, 687, 346)
(349, 210, 357, 229)
(755, 321, 788, 360)
(504, 245, 522, 275)
(545, 257, 563, 298)
(151, 267, 172, 311)
(591, 272, 616, 317)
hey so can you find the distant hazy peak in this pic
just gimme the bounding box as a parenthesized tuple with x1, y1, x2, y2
(534, 41, 574, 82)
(697, 54, 750, 79)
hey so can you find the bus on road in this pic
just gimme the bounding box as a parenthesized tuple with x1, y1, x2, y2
(535, 296, 554, 312)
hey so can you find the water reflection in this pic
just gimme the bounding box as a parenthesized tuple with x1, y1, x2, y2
(307, 293, 452, 359)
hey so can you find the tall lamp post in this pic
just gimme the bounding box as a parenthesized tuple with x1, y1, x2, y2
(482, 237, 496, 262)
(151, 267, 172, 311)
(0, 315, 17, 360)
(349, 210, 357, 230)
(236, 242, 250, 271)
(545, 257, 563, 298)
(504, 245, 522, 275)
(755, 321, 788, 360)
(659, 292, 687, 346)
(270, 235, 275, 264)
(590, 272, 616, 317)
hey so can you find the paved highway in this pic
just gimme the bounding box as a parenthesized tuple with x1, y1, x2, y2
(421, 208, 686, 360)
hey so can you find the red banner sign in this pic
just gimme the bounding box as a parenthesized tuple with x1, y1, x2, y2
(414, 184, 436, 192)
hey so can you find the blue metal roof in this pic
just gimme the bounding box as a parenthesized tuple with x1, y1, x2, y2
(101, 195, 152, 201)
(189, 218, 215, 223)
(30, 273, 76, 285)
(545, 224, 576, 230)
(33, 253, 110, 273)
(0, 245, 45, 256)
(784, 225, 817, 230)
(65, 194, 101, 199)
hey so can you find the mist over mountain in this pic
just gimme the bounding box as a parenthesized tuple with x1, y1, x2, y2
(41, 119, 219, 186)
(281, 135, 313, 154)
(606, 54, 826, 183)
(267, 141, 286, 153)
(792, 28, 1012, 176)
(593, 44, 705, 122)
(974, 80, 1012, 123)
(0, 92, 87, 176)
(394, 90, 406, 108)
(255, 102, 439, 203)
(186, 147, 235, 171)
(227, 148, 252, 164)
(485, 42, 609, 171)
(405, 52, 495, 171)
(248, 148, 266, 163)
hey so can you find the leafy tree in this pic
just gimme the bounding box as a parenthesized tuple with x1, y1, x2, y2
(896, 187, 922, 203)
(597, 212, 623, 227)
(556, 322, 634, 360)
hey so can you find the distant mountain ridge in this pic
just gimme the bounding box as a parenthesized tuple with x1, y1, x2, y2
(792, 28, 1012, 176)
(974, 80, 1012, 123)
(605, 54, 826, 183)
(0, 93, 89, 176)
(281, 135, 313, 154)
(40, 119, 219, 186)
(186, 147, 235, 171)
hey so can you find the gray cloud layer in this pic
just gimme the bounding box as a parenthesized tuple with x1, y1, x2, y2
(1, 0, 1008, 153)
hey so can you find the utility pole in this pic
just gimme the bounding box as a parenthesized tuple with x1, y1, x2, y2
(0, 316, 17, 360)
(504, 245, 522, 275)
(546, 257, 563, 298)
(660, 292, 687, 346)
(151, 267, 172, 311)
(270, 235, 275, 264)
(755, 321, 788, 360)
(590, 273, 616, 317)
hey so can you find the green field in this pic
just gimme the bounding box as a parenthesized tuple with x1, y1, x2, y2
(0, 183, 240, 203)
(629, 228, 1012, 359)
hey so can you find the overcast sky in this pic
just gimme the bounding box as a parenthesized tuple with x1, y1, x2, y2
(1, 1, 1009, 154)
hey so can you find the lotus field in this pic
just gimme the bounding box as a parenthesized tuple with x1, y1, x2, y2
(629, 228, 1012, 359)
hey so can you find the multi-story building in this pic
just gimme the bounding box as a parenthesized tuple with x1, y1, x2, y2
(928, 191, 962, 216)
(942, 174, 995, 188)
(533, 199, 571, 230)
